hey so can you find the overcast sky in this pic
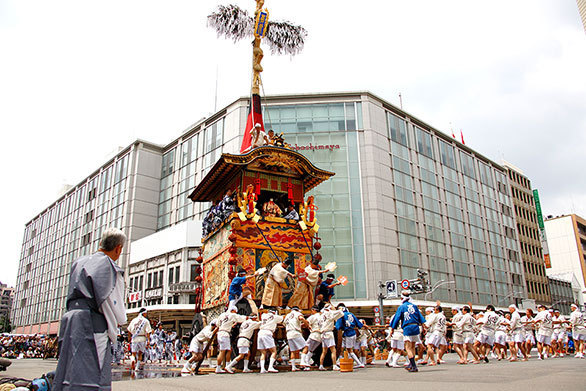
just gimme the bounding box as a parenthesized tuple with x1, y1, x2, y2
(1, 0, 585, 286)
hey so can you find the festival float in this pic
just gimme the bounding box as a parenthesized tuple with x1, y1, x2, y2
(186, 0, 340, 319)
(188, 145, 335, 317)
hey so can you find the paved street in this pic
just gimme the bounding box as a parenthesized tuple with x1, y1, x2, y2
(2, 355, 586, 391)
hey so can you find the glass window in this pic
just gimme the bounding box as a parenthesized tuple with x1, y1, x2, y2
(396, 201, 416, 220)
(400, 250, 419, 267)
(161, 149, 175, 177)
(416, 127, 433, 158)
(439, 140, 456, 169)
(387, 112, 408, 146)
(459, 151, 476, 179)
(393, 170, 413, 190)
(397, 217, 417, 235)
(190, 264, 197, 281)
(392, 155, 411, 174)
(399, 233, 419, 252)
(478, 162, 493, 187)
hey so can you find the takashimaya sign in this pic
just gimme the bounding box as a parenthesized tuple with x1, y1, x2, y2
(292, 143, 340, 152)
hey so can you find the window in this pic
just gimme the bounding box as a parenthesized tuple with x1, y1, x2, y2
(264, 103, 362, 133)
(158, 149, 176, 230)
(459, 151, 476, 179)
(388, 112, 408, 146)
(415, 127, 433, 158)
(478, 162, 493, 187)
(190, 264, 197, 281)
(175, 266, 180, 284)
(161, 150, 175, 178)
(439, 140, 456, 169)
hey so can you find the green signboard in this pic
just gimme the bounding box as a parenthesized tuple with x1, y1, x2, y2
(533, 189, 544, 230)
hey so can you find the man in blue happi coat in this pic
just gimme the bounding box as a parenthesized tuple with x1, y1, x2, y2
(335, 303, 365, 368)
(389, 290, 426, 372)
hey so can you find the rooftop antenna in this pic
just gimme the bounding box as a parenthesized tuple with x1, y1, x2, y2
(399, 92, 403, 110)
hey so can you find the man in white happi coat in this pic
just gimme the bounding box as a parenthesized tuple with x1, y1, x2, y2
(183, 319, 218, 374)
(318, 304, 344, 371)
(456, 305, 481, 364)
(521, 308, 536, 357)
(386, 314, 405, 368)
(127, 308, 152, 370)
(226, 315, 261, 373)
(448, 306, 466, 364)
(215, 308, 247, 373)
(258, 308, 285, 373)
(300, 305, 322, 369)
(508, 304, 527, 361)
(533, 304, 553, 360)
(475, 305, 499, 363)
(551, 309, 568, 357)
(284, 306, 309, 371)
(569, 303, 586, 358)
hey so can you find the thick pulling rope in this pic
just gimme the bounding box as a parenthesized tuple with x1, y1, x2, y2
(255, 222, 282, 263)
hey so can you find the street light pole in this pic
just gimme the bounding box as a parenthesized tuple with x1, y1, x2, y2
(498, 291, 523, 305)
(424, 280, 455, 301)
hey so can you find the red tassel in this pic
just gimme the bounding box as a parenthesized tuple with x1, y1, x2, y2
(287, 178, 293, 201)
(255, 174, 261, 195)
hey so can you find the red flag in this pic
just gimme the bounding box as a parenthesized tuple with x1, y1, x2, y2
(460, 129, 465, 145)
(451, 130, 456, 139)
(240, 94, 265, 153)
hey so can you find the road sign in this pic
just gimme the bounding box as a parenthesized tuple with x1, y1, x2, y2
(374, 317, 381, 325)
(401, 279, 410, 289)
(386, 280, 398, 298)
(373, 306, 380, 313)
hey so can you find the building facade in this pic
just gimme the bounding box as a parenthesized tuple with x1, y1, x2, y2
(11, 142, 164, 334)
(12, 91, 530, 334)
(0, 282, 14, 329)
(548, 275, 579, 315)
(544, 214, 586, 306)
(502, 163, 551, 305)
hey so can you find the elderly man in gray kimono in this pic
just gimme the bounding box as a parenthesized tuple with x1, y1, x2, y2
(53, 228, 127, 391)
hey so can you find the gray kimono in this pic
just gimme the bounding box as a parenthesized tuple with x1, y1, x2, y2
(53, 252, 125, 390)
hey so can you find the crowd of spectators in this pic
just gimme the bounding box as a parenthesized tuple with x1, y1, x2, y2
(0, 334, 58, 359)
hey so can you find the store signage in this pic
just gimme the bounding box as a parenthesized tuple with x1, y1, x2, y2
(169, 281, 197, 293)
(144, 288, 163, 299)
(533, 189, 551, 268)
(292, 143, 340, 152)
(128, 291, 142, 303)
